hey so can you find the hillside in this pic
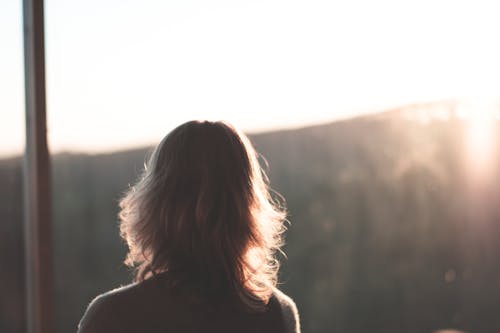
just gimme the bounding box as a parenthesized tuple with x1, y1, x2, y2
(2, 103, 500, 333)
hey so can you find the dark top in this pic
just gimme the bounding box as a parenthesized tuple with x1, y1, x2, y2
(77, 273, 300, 333)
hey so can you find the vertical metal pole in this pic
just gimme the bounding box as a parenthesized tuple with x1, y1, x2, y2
(22, 0, 53, 332)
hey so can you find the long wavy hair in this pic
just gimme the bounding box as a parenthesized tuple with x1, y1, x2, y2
(118, 120, 287, 311)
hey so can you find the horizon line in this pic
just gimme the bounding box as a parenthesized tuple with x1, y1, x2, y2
(2, 98, 498, 160)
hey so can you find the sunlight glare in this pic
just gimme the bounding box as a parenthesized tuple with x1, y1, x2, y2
(464, 104, 497, 183)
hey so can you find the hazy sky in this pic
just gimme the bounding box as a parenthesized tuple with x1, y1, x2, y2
(2, 0, 500, 156)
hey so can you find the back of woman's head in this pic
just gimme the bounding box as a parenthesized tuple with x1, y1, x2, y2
(119, 120, 287, 311)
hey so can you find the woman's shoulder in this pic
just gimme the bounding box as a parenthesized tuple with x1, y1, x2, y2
(77, 276, 167, 332)
(77, 283, 136, 332)
(270, 287, 301, 333)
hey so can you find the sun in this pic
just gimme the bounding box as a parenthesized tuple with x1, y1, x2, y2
(463, 103, 498, 184)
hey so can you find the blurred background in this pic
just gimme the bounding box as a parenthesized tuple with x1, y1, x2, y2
(2, 0, 500, 332)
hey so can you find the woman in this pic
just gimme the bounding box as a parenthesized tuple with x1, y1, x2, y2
(78, 120, 300, 333)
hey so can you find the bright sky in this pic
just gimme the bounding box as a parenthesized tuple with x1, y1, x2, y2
(2, 0, 500, 156)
